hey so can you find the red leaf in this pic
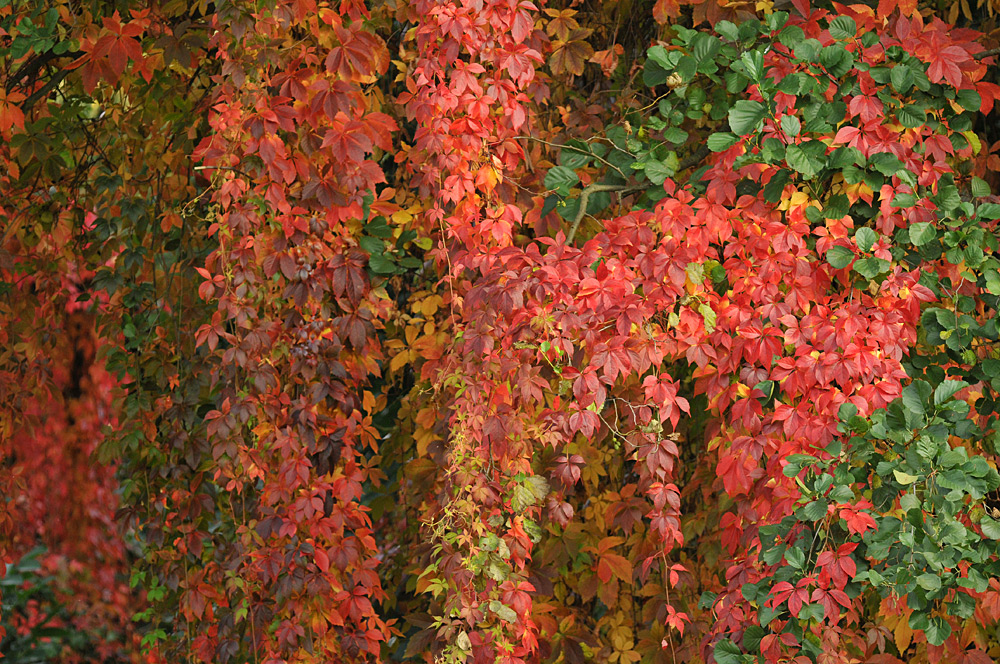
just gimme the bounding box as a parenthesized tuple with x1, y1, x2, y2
(926, 46, 971, 88)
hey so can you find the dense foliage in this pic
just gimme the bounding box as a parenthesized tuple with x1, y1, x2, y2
(5, 0, 1000, 663)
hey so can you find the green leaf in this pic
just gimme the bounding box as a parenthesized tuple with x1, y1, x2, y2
(897, 105, 927, 130)
(778, 25, 805, 48)
(827, 245, 855, 269)
(986, 271, 1000, 295)
(794, 38, 822, 62)
(647, 45, 674, 70)
(761, 138, 785, 162)
(853, 257, 889, 279)
(890, 65, 914, 92)
(545, 166, 579, 196)
(934, 380, 968, 405)
(763, 169, 790, 203)
(780, 115, 801, 137)
(820, 45, 854, 77)
(645, 156, 678, 185)
(893, 469, 918, 485)
(714, 20, 739, 42)
(741, 50, 764, 81)
(798, 602, 824, 621)
(828, 16, 857, 40)
(713, 639, 743, 664)
(981, 516, 1000, 539)
(925, 617, 952, 646)
(855, 227, 877, 252)
(359, 236, 385, 255)
(909, 222, 936, 246)
(785, 546, 805, 568)
(801, 499, 829, 521)
(902, 380, 932, 416)
(699, 301, 717, 333)
(743, 625, 765, 652)
(956, 88, 981, 112)
(729, 100, 766, 136)
(367, 253, 397, 274)
(559, 145, 592, 170)
(979, 203, 1000, 220)
(644, 59, 668, 87)
(663, 127, 688, 144)
(916, 573, 941, 592)
(707, 133, 739, 152)
(892, 193, 917, 208)
(972, 176, 991, 199)
(692, 33, 722, 65)
(786, 141, 826, 178)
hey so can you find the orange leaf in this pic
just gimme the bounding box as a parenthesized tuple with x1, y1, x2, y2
(600, 553, 632, 584)
(652, 0, 681, 24)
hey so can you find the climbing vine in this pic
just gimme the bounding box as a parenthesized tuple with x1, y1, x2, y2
(5, 0, 1000, 663)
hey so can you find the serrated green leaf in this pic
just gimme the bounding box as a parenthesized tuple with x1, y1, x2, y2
(647, 45, 673, 70)
(780, 115, 801, 137)
(663, 127, 689, 144)
(729, 100, 765, 136)
(713, 639, 743, 664)
(559, 146, 592, 170)
(925, 617, 952, 646)
(892, 192, 916, 207)
(827, 245, 855, 269)
(972, 177, 991, 199)
(714, 20, 739, 42)
(853, 257, 889, 279)
(917, 573, 941, 592)
(785, 546, 805, 568)
(902, 380, 932, 416)
(794, 38, 822, 61)
(763, 169, 790, 203)
(359, 236, 385, 255)
(786, 141, 826, 178)
(890, 65, 914, 92)
(368, 253, 397, 274)
(801, 499, 829, 521)
(982, 516, 1000, 539)
(545, 165, 579, 196)
(979, 203, 1000, 220)
(855, 227, 877, 252)
(707, 133, 739, 152)
(909, 222, 936, 246)
(828, 16, 856, 40)
(646, 156, 677, 185)
(934, 380, 968, 405)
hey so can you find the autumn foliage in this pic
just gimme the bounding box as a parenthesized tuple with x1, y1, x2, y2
(5, 0, 1000, 662)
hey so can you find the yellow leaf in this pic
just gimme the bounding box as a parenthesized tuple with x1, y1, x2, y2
(779, 188, 810, 211)
(417, 294, 443, 317)
(963, 130, 982, 155)
(389, 350, 412, 373)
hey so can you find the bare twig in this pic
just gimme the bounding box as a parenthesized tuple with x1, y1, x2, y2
(21, 69, 71, 112)
(976, 47, 1000, 60)
(513, 135, 628, 179)
(565, 144, 713, 244)
(678, 144, 711, 171)
(566, 183, 646, 244)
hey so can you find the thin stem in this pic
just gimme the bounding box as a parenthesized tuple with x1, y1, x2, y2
(566, 183, 647, 244)
(512, 135, 628, 179)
